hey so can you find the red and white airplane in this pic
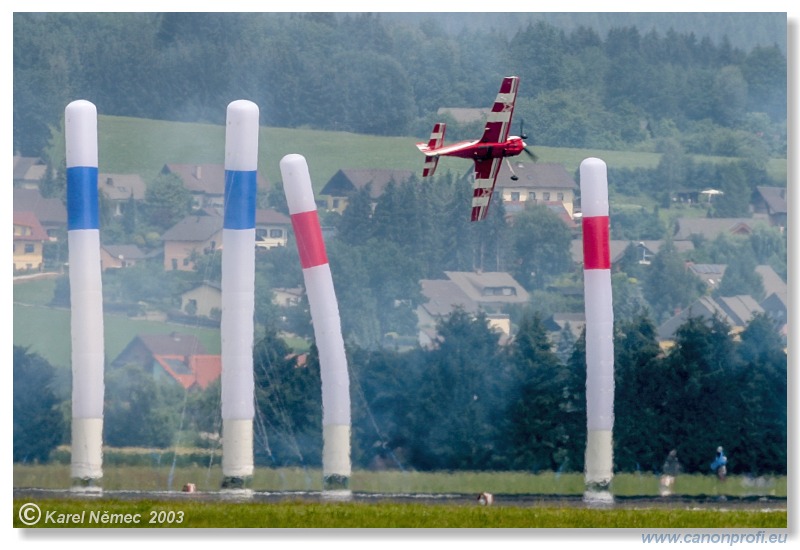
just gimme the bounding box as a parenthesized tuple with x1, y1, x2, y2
(416, 75, 535, 221)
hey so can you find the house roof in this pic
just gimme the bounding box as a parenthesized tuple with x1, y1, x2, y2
(716, 295, 764, 326)
(191, 355, 222, 389)
(755, 186, 787, 215)
(102, 244, 147, 261)
(153, 354, 221, 390)
(13, 155, 47, 182)
(135, 332, 208, 357)
(256, 207, 291, 225)
(657, 295, 763, 341)
(320, 168, 415, 198)
(495, 162, 577, 189)
(687, 263, 727, 287)
(183, 281, 222, 294)
(162, 214, 223, 242)
(570, 239, 696, 265)
(162, 163, 269, 195)
(98, 173, 147, 201)
(13, 188, 67, 225)
(444, 271, 529, 304)
(14, 211, 49, 241)
(419, 279, 478, 317)
(673, 218, 754, 241)
(755, 264, 786, 299)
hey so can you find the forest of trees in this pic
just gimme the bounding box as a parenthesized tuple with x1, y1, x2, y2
(14, 12, 786, 162)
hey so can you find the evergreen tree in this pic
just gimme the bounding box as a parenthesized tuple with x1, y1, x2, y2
(104, 363, 184, 448)
(508, 205, 573, 290)
(13, 346, 66, 463)
(612, 315, 668, 472)
(144, 172, 193, 232)
(642, 240, 705, 322)
(500, 312, 578, 471)
(659, 316, 738, 473)
(408, 310, 502, 470)
(252, 330, 322, 466)
(729, 314, 787, 474)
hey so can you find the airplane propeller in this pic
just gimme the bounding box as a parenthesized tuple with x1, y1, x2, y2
(519, 118, 528, 140)
(523, 146, 538, 162)
(518, 118, 538, 161)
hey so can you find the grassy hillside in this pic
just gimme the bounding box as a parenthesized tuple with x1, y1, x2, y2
(44, 115, 787, 193)
(13, 279, 220, 369)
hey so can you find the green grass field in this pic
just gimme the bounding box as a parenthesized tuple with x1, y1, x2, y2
(12, 463, 788, 529)
(12, 498, 787, 529)
(14, 463, 787, 499)
(42, 115, 787, 195)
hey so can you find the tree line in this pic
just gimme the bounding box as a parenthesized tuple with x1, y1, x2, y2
(14, 307, 787, 475)
(14, 12, 786, 162)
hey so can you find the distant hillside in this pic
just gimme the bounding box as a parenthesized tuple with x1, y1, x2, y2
(44, 115, 786, 194)
(379, 12, 787, 54)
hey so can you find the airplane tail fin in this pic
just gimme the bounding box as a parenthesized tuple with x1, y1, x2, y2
(417, 123, 446, 177)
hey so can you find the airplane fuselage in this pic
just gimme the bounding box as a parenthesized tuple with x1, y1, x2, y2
(427, 136, 526, 160)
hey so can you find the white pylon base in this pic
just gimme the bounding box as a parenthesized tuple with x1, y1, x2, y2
(70, 417, 103, 491)
(222, 418, 253, 492)
(322, 423, 351, 494)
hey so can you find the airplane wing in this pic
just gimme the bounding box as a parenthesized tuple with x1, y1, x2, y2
(471, 157, 503, 221)
(479, 76, 519, 144)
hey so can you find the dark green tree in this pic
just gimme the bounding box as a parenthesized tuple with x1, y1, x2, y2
(500, 312, 579, 472)
(741, 45, 787, 122)
(612, 315, 668, 472)
(408, 310, 503, 470)
(508, 205, 573, 290)
(13, 346, 66, 463)
(144, 172, 193, 232)
(715, 251, 764, 300)
(712, 162, 751, 217)
(104, 363, 185, 448)
(642, 240, 705, 322)
(252, 330, 322, 467)
(730, 314, 787, 474)
(659, 316, 738, 473)
(347, 346, 418, 470)
(335, 186, 374, 247)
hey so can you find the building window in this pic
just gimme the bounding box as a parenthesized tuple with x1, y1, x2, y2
(270, 229, 283, 238)
(25, 244, 35, 253)
(483, 286, 517, 297)
(528, 192, 536, 200)
(510, 192, 520, 201)
(543, 192, 551, 201)
(557, 192, 564, 201)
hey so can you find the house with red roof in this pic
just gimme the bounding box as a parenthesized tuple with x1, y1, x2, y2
(112, 332, 221, 391)
(13, 211, 49, 273)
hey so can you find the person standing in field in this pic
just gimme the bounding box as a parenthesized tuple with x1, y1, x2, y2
(710, 446, 728, 481)
(660, 449, 682, 496)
